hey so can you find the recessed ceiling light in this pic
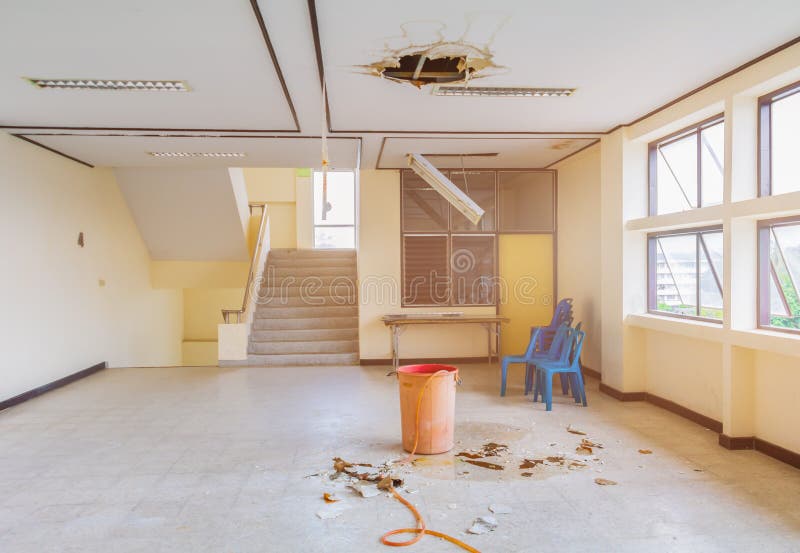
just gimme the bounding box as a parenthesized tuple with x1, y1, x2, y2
(26, 78, 190, 91)
(433, 85, 575, 97)
(147, 152, 246, 158)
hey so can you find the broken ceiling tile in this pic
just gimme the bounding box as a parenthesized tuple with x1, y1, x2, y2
(467, 515, 498, 535)
(594, 478, 618, 486)
(567, 425, 587, 435)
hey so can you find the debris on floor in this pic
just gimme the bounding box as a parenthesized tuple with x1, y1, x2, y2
(567, 425, 587, 435)
(323, 492, 340, 503)
(489, 504, 512, 514)
(594, 478, 618, 486)
(638, 449, 653, 455)
(468, 515, 498, 534)
(462, 459, 504, 471)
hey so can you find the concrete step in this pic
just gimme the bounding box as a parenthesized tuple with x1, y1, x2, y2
(252, 295, 357, 307)
(254, 305, 358, 319)
(268, 249, 355, 260)
(247, 352, 359, 366)
(258, 284, 357, 297)
(267, 257, 357, 269)
(250, 328, 358, 342)
(258, 275, 357, 287)
(268, 266, 357, 278)
(249, 339, 358, 355)
(252, 316, 358, 330)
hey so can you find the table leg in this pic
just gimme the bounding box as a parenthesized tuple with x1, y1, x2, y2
(391, 326, 399, 371)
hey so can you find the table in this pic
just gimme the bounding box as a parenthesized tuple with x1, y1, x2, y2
(381, 314, 509, 370)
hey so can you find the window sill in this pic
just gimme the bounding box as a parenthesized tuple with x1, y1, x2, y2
(625, 312, 726, 341)
(729, 328, 800, 358)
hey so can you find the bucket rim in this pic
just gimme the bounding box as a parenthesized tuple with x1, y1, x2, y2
(397, 363, 458, 375)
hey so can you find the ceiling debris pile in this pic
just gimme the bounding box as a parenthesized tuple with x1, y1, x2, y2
(312, 426, 621, 549)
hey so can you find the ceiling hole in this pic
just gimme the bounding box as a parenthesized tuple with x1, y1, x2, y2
(381, 54, 467, 87)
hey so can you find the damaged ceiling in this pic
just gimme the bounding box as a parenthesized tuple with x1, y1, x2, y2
(0, 0, 799, 168)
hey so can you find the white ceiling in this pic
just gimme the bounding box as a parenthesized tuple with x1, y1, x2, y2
(377, 137, 597, 169)
(19, 134, 360, 169)
(1, 0, 799, 169)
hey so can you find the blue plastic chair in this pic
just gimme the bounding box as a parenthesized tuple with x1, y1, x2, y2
(500, 324, 570, 397)
(525, 299, 574, 395)
(533, 327, 587, 411)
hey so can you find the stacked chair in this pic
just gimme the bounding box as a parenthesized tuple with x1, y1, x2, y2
(500, 298, 588, 411)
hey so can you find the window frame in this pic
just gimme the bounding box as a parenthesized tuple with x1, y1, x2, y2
(647, 224, 724, 323)
(399, 168, 556, 307)
(312, 169, 357, 249)
(647, 114, 725, 216)
(758, 79, 800, 197)
(757, 215, 800, 334)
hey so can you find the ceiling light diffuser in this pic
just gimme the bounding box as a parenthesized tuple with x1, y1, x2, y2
(433, 85, 575, 97)
(26, 78, 189, 91)
(147, 152, 246, 158)
(407, 154, 485, 225)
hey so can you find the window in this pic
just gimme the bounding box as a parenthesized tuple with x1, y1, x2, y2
(313, 170, 355, 249)
(759, 81, 800, 196)
(648, 227, 723, 321)
(648, 116, 724, 215)
(401, 170, 498, 306)
(758, 217, 800, 332)
(400, 169, 554, 306)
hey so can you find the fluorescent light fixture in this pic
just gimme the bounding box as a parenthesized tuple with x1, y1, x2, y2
(407, 153, 485, 225)
(26, 78, 189, 91)
(433, 85, 575, 97)
(147, 152, 246, 158)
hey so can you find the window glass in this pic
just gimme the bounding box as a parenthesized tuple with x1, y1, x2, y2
(451, 235, 495, 305)
(654, 234, 698, 316)
(765, 222, 800, 329)
(314, 227, 355, 249)
(449, 171, 496, 232)
(498, 171, 554, 232)
(650, 229, 723, 321)
(700, 122, 724, 207)
(402, 171, 449, 231)
(771, 91, 800, 196)
(314, 171, 354, 225)
(651, 118, 724, 215)
(657, 134, 698, 214)
(699, 232, 723, 319)
(313, 171, 356, 249)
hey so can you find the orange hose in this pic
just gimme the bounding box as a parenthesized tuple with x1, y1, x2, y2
(380, 370, 480, 552)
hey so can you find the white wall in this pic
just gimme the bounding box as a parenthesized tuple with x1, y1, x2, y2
(114, 167, 250, 261)
(0, 132, 183, 402)
(554, 144, 602, 372)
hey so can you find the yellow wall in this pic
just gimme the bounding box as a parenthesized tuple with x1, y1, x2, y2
(265, 202, 297, 249)
(151, 260, 249, 288)
(754, 350, 800, 453)
(554, 144, 602, 372)
(0, 132, 183, 401)
(498, 235, 554, 354)
(243, 168, 296, 202)
(644, 331, 724, 421)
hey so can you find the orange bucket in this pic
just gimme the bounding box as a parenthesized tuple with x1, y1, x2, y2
(397, 364, 459, 455)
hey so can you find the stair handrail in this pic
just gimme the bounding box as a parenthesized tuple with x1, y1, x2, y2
(222, 203, 270, 324)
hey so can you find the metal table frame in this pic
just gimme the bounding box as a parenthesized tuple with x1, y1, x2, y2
(382, 314, 509, 370)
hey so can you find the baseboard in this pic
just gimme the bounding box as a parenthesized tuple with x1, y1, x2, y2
(581, 366, 601, 379)
(754, 438, 800, 469)
(598, 383, 722, 432)
(0, 362, 107, 412)
(360, 357, 489, 366)
(719, 434, 755, 450)
(602, 385, 799, 469)
(598, 382, 647, 401)
(645, 393, 723, 433)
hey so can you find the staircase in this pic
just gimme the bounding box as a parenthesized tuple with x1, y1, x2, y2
(248, 249, 359, 366)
